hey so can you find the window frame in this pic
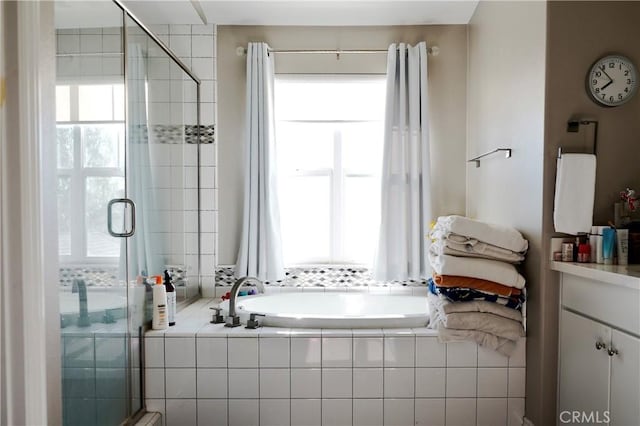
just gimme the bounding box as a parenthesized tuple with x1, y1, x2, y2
(56, 82, 125, 264)
(274, 74, 385, 266)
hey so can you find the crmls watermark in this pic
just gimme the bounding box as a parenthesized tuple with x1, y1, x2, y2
(559, 411, 610, 424)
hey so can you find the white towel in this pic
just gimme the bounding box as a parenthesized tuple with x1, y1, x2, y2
(429, 252, 526, 289)
(553, 154, 596, 235)
(430, 233, 525, 264)
(433, 215, 528, 253)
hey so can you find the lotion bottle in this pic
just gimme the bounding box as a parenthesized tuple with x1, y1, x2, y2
(152, 275, 168, 330)
(164, 270, 176, 326)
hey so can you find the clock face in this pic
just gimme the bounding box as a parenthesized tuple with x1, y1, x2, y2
(588, 55, 638, 107)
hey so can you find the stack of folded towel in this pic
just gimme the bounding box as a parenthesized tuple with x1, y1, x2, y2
(427, 215, 528, 356)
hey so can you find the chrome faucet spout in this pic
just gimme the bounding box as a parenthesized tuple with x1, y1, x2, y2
(225, 276, 263, 327)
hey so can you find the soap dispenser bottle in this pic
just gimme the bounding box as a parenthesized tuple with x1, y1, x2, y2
(152, 275, 168, 330)
(164, 270, 176, 326)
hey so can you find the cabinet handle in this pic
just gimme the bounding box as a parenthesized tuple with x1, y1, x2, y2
(595, 341, 606, 350)
(607, 346, 619, 357)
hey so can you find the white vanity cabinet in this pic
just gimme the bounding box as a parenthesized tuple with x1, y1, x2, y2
(553, 262, 640, 426)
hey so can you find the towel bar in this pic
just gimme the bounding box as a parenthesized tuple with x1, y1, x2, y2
(467, 148, 512, 168)
(559, 119, 598, 158)
(557, 147, 598, 159)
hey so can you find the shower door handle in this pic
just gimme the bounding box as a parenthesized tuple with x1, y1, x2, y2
(108, 198, 136, 237)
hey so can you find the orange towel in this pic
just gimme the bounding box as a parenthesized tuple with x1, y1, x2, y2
(433, 274, 522, 297)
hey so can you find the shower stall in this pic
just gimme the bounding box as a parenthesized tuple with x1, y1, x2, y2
(54, 1, 201, 424)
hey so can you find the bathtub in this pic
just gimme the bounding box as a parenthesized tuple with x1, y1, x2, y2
(218, 292, 429, 328)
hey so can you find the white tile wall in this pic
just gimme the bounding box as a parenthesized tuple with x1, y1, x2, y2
(322, 399, 352, 426)
(415, 398, 446, 426)
(259, 337, 290, 367)
(353, 399, 383, 426)
(291, 399, 321, 426)
(260, 369, 290, 398)
(228, 369, 258, 398)
(260, 399, 290, 426)
(165, 368, 196, 398)
(322, 338, 352, 367)
(291, 369, 321, 399)
(291, 337, 321, 368)
(227, 338, 258, 368)
(477, 398, 508, 426)
(353, 337, 383, 367)
(322, 368, 352, 398)
(353, 368, 383, 398)
(145, 324, 527, 426)
(384, 399, 414, 426)
(228, 399, 258, 426)
(197, 399, 226, 426)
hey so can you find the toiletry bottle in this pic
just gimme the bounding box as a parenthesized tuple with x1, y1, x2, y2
(589, 227, 597, 264)
(578, 243, 591, 263)
(152, 276, 168, 330)
(164, 270, 176, 326)
(617, 229, 629, 266)
(602, 228, 616, 265)
(596, 226, 605, 264)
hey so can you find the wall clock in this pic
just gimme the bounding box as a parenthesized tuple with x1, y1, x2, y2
(587, 54, 638, 107)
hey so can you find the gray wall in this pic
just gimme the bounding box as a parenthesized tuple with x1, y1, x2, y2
(544, 1, 640, 226)
(538, 1, 640, 424)
(217, 25, 468, 264)
(466, 1, 547, 424)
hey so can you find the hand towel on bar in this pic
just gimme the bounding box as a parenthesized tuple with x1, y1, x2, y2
(553, 153, 596, 235)
(429, 233, 525, 263)
(433, 215, 528, 253)
(428, 252, 526, 289)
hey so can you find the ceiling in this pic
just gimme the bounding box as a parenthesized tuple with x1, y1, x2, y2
(122, 0, 479, 26)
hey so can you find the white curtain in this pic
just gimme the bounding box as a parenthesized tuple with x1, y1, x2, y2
(235, 42, 285, 282)
(373, 42, 433, 281)
(122, 44, 163, 279)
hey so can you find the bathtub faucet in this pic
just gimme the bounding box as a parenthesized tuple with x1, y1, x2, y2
(225, 276, 264, 327)
(72, 279, 91, 327)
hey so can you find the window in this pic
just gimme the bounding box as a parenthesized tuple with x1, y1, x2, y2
(275, 75, 386, 265)
(56, 83, 125, 261)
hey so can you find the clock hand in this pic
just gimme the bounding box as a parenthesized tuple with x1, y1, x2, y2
(601, 80, 613, 90)
(602, 68, 614, 82)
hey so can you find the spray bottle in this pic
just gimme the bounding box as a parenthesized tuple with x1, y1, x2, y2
(164, 270, 176, 326)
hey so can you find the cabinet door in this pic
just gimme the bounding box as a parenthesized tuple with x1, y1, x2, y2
(610, 329, 640, 426)
(559, 309, 611, 422)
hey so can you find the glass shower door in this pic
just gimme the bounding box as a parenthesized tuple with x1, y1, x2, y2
(55, 2, 132, 424)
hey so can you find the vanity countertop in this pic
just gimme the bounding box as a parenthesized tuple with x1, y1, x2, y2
(551, 261, 640, 290)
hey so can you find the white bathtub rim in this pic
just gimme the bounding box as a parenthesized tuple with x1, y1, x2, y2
(218, 293, 430, 329)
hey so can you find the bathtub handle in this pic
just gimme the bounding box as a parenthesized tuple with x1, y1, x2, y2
(210, 307, 225, 324)
(246, 313, 265, 330)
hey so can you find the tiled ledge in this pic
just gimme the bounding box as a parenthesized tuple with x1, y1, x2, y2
(145, 298, 439, 338)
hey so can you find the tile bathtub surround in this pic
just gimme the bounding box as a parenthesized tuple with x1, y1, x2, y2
(143, 301, 527, 426)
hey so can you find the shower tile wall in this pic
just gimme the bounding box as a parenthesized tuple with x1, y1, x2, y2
(56, 25, 218, 296)
(149, 24, 218, 297)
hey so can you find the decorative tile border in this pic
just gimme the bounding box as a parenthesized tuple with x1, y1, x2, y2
(186, 124, 215, 144)
(129, 124, 215, 144)
(216, 265, 428, 288)
(59, 266, 121, 287)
